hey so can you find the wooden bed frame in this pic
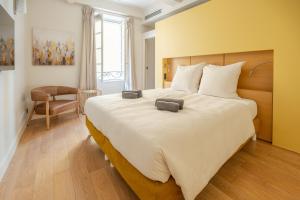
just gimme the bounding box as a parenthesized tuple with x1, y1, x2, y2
(164, 50, 273, 142)
(86, 50, 273, 199)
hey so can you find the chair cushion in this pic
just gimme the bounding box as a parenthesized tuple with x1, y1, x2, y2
(35, 100, 78, 115)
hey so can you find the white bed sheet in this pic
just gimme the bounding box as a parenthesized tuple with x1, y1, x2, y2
(85, 88, 256, 200)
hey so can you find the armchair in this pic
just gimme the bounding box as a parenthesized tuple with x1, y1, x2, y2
(28, 86, 80, 129)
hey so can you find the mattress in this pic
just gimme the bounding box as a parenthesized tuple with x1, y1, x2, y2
(85, 88, 257, 200)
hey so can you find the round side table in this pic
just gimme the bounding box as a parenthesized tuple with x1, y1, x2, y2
(79, 89, 102, 114)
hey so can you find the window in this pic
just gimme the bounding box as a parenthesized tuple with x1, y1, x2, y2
(95, 14, 125, 82)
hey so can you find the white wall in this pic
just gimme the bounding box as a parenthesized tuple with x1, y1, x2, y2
(0, 3, 27, 180)
(26, 0, 82, 91)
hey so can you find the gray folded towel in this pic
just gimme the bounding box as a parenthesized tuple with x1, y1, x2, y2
(156, 101, 180, 112)
(122, 90, 142, 99)
(155, 98, 184, 110)
(122, 92, 139, 99)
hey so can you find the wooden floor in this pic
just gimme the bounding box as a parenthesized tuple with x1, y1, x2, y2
(1, 113, 300, 200)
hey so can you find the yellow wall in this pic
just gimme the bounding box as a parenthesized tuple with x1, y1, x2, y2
(155, 0, 300, 153)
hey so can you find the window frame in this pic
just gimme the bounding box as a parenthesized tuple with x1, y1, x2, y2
(95, 14, 125, 82)
(95, 15, 103, 81)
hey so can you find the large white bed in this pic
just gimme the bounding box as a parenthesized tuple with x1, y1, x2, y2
(85, 88, 257, 200)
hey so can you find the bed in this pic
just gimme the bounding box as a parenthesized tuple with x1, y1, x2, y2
(85, 50, 273, 200)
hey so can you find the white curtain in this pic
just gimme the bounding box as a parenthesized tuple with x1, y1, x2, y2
(124, 17, 137, 90)
(80, 6, 96, 90)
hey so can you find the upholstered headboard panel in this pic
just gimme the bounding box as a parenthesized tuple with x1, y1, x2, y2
(163, 50, 273, 142)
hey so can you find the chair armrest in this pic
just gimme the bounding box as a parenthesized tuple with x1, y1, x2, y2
(79, 89, 101, 95)
(57, 86, 79, 95)
(31, 90, 51, 101)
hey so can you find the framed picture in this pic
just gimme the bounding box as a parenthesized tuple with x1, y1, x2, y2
(0, 29, 14, 67)
(32, 28, 75, 65)
(0, 5, 15, 69)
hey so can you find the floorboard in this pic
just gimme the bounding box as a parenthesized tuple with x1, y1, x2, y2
(1, 113, 300, 200)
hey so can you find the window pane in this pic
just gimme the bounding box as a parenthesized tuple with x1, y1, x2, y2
(96, 64, 102, 80)
(95, 33, 101, 49)
(96, 49, 101, 64)
(103, 20, 123, 80)
(95, 19, 102, 33)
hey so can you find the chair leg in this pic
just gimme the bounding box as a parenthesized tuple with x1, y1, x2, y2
(76, 104, 80, 117)
(27, 102, 36, 126)
(46, 101, 50, 129)
(76, 93, 81, 116)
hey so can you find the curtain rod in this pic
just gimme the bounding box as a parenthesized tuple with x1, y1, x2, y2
(94, 7, 142, 20)
(69, 1, 142, 20)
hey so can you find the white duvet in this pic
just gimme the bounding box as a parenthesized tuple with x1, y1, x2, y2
(85, 88, 256, 200)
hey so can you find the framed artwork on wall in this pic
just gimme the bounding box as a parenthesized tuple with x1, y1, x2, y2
(0, 28, 14, 66)
(0, 5, 15, 70)
(32, 28, 75, 66)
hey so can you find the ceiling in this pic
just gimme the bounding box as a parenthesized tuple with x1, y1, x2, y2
(111, 0, 184, 13)
(111, 0, 159, 9)
(107, 0, 207, 25)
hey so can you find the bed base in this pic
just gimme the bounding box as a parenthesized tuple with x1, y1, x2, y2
(86, 118, 257, 200)
(86, 118, 184, 200)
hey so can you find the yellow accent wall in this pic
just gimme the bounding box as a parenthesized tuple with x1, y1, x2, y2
(155, 0, 300, 153)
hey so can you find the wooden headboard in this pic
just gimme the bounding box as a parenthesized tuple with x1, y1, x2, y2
(163, 50, 273, 142)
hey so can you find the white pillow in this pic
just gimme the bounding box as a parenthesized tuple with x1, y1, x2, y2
(171, 63, 206, 93)
(198, 62, 245, 98)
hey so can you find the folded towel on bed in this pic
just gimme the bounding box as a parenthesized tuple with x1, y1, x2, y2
(122, 92, 139, 99)
(122, 90, 143, 99)
(156, 101, 180, 112)
(155, 98, 184, 110)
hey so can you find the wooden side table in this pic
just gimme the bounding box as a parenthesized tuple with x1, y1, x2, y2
(79, 89, 102, 114)
(163, 80, 172, 88)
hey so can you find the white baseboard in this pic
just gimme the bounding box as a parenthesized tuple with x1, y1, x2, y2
(0, 112, 27, 181)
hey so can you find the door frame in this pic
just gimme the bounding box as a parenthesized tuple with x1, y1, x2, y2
(142, 30, 155, 89)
